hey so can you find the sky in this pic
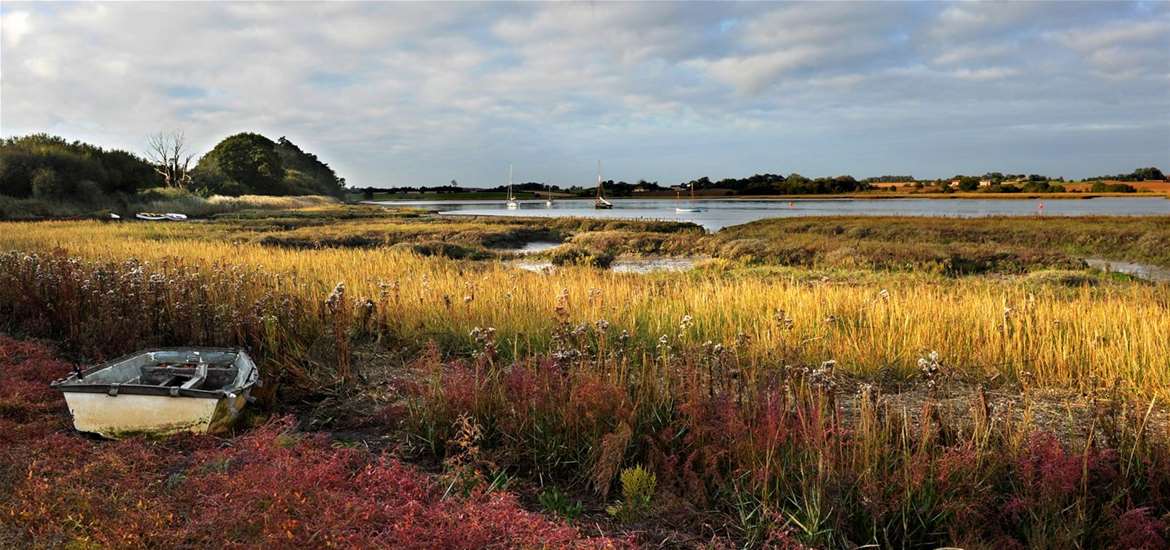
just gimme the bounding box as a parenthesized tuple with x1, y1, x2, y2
(1, 1, 1168, 187)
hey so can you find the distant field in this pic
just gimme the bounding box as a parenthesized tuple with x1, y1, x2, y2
(1062, 180, 1170, 193)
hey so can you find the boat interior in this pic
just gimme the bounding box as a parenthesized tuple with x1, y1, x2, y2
(65, 350, 253, 392)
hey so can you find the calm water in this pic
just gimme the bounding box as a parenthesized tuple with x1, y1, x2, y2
(371, 197, 1170, 231)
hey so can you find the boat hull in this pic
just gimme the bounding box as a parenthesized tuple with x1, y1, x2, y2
(52, 347, 258, 439)
(62, 389, 250, 438)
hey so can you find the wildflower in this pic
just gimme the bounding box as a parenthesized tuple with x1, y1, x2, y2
(878, 289, 890, 301)
(595, 319, 610, 331)
(857, 383, 876, 400)
(735, 331, 751, 348)
(679, 314, 694, 330)
(325, 282, 345, 311)
(469, 326, 498, 358)
(918, 351, 944, 393)
(809, 360, 837, 391)
(773, 309, 794, 330)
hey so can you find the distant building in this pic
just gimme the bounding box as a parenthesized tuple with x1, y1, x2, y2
(979, 179, 992, 187)
(949, 180, 961, 189)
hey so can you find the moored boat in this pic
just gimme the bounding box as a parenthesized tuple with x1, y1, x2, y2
(594, 160, 613, 209)
(506, 164, 519, 209)
(675, 182, 702, 213)
(51, 348, 259, 438)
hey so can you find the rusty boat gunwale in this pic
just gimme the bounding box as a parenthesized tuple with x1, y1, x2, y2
(51, 347, 259, 398)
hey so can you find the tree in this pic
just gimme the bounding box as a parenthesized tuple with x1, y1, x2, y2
(274, 137, 344, 196)
(30, 167, 67, 199)
(193, 133, 285, 195)
(145, 130, 194, 189)
(1132, 167, 1165, 181)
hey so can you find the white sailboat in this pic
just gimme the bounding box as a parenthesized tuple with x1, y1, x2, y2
(506, 164, 519, 209)
(545, 183, 554, 207)
(675, 182, 702, 213)
(594, 161, 613, 209)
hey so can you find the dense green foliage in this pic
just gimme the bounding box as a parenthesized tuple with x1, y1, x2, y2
(0, 133, 344, 217)
(0, 134, 161, 199)
(192, 133, 344, 197)
(681, 173, 871, 195)
(1093, 167, 1166, 182)
(1090, 181, 1137, 193)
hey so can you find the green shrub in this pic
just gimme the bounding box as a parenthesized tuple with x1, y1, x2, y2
(606, 465, 656, 522)
(549, 245, 615, 268)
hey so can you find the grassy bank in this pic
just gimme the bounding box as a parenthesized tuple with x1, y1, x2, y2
(699, 216, 1170, 271)
(0, 188, 340, 220)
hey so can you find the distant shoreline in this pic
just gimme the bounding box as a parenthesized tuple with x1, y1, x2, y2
(362, 191, 1169, 203)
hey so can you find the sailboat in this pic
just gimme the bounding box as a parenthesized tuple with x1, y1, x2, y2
(545, 183, 554, 207)
(594, 161, 613, 209)
(505, 164, 519, 209)
(675, 182, 702, 213)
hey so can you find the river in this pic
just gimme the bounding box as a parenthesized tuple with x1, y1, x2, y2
(370, 196, 1170, 231)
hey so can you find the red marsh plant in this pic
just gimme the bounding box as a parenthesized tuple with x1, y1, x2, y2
(399, 342, 1170, 548)
(0, 337, 630, 549)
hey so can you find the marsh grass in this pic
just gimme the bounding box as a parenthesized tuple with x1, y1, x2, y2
(1, 219, 1168, 396)
(1, 211, 1169, 546)
(708, 216, 1170, 270)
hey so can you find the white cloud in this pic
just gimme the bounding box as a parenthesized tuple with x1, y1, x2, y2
(1, 10, 32, 47)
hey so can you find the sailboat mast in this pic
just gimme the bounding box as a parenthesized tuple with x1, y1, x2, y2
(596, 160, 603, 199)
(508, 164, 514, 199)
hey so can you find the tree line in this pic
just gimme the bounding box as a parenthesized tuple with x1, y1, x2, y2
(0, 132, 346, 203)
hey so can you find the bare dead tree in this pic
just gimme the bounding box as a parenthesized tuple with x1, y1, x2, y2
(145, 130, 194, 189)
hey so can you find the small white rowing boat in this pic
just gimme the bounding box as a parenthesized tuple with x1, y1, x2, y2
(51, 348, 259, 438)
(135, 212, 188, 221)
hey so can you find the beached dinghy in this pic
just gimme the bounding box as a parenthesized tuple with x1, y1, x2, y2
(135, 212, 188, 221)
(51, 348, 259, 438)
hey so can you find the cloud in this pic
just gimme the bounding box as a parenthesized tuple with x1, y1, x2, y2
(951, 67, 1020, 81)
(1049, 18, 1170, 77)
(1, 10, 32, 47)
(0, 1, 1166, 185)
